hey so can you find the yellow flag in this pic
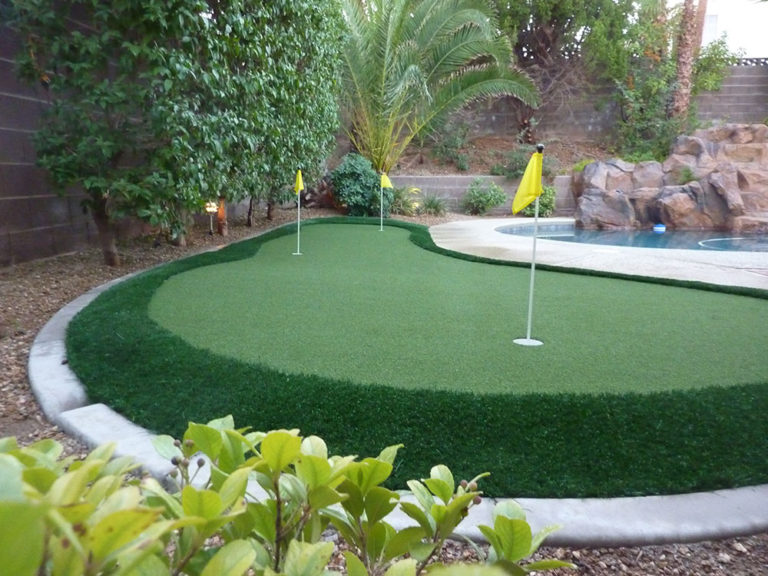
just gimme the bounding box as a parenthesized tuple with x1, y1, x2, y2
(512, 151, 543, 214)
(380, 173, 393, 189)
(294, 170, 304, 195)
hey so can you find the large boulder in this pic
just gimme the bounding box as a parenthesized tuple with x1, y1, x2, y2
(573, 124, 768, 231)
(576, 188, 636, 229)
(632, 161, 664, 189)
(707, 166, 745, 216)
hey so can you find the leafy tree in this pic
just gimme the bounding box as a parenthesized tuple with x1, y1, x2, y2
(493, 0, 636, 141)
(340, 0, 539, 173)
(10, 0, 344, 264)
(10, 0, 197, 265)
(153, 0, 344, 227)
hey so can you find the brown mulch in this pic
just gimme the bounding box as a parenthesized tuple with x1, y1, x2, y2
(1, 205, 767, 575)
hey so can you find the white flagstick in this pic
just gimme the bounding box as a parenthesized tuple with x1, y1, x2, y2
(380, 184, 384, 231)
(514, 195, 543, 347)
(294, 198, 302, 255)
(293, 169, 304, 255)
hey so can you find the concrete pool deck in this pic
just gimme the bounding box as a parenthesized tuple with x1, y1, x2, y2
(28, 218, 768, 547)
(430, 217, 768, 290)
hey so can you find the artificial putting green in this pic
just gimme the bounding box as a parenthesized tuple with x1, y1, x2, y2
(67, 218, 768, 498)
(148, 224, 767, 395)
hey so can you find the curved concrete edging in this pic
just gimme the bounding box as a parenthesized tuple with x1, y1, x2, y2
(28, 219, 768, 546)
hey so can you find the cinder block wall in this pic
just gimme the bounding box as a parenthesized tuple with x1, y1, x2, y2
(0, 20, 93, 267)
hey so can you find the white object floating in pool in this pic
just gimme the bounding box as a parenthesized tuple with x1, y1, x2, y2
(653, 223, 666, 234)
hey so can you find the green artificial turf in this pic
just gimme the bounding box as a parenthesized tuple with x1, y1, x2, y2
(67, 218, 768, 498)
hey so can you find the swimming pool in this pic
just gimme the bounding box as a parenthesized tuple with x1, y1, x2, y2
(497, 223, 768, 252)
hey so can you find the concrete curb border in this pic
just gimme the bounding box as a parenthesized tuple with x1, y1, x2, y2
(27, 221, 768, 546)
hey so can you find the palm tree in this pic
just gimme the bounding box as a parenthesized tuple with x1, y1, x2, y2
(340, 0, 539, 172)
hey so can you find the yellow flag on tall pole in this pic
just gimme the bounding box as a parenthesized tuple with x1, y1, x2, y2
(381, 173, 393, 189)
(293, 169, 303, 255)
(294, 169, 304, 195)
(511, 150, 543, 214)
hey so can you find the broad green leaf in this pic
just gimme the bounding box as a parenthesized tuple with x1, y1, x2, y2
(343, 551, 368, 576)
(141, 477, 183, 518)
(182, 486, 223, 519)
(185, 423, 224, 461)
(51, 533, 85, 576)
(0, 454, 24, 500)
(261, 431, 301, 474)
(495, 517, 532, 563)
(328, 455, 356, 481)
(87, 508, 161, 562)
(279, 471, 308, 502)
(151, 435, 182, 461)
(219, 467, 250, 510)
(248, 501, 277, 542)
(478, 525, 503, 560)
(399, 501, 433, 534)
(530, 524, 563, 554)
(364, 486, 398, 525)
(377, 444, 403, 465)
(409, 541, 436, 562)
(406, 480, 435, 512)
(218, 430, 248, 474)
(439, 492, 476, 535)
(46, 462, 100, 506)
(121, 553, 168, 576)
(494, 559, 528, 576)
(424, 478, 453, 506)
(430, 465, 455, 494)
(308, 485, 345, 510)
(0, 437, 18, 453)
(282, 540, 334, 576)
(301, 435, 328, 459)
(205, 415, 235, 431)
(22, 467, 58, 494)
(356, 458, 393, 493)
(382, 525, 425, 562)
(366, 520, 392, 562)
(493, 500, 526, 522)
(85, 475, 124, 507)
(84, 443, 116, 464)
(89, 486, 142, 525)
(338, 477, 364, 518)
(295, 454, 331, 489)
(200, 540, 256, 576)
(384, 558, 417, 576)
(524, 559, 577, 570)
(0, 502, 46, 576)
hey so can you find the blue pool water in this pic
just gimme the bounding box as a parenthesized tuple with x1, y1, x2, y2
(497, 224, 768, 252)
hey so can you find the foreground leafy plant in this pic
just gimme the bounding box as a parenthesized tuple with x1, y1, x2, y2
(1, 416, 572, 575)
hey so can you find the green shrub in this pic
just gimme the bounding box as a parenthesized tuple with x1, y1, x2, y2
(520, 184, 557, 217)
(330, 154, 392, 217)
(390, 185, 421, 216)
(0, 419, 572, 575)
(419, 194, 447, 216)
(677, 166, 696, 185)
(462, 178, 507, 215)
(572, 159, 593, 173)
(433, 122, 470, 170)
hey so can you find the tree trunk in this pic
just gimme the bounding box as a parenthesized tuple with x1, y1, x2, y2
(91, 194, 120, 267)
(266, 201, 274, 220)
(246, 197, 255, 227)
(692, 0, 707, 57)
(216, 196, 228, 236)
(671, 0, 697, 119)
